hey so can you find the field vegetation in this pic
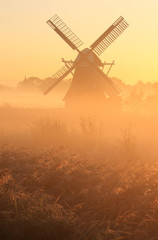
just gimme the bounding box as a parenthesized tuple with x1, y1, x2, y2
(0, 104, 158, 240)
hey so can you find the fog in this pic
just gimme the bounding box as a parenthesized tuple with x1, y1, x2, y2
(0, 80, 158, 162)
(1, 79, 158, 240)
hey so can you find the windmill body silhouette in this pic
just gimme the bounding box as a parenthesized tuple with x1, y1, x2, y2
(40, 15, 129, 111)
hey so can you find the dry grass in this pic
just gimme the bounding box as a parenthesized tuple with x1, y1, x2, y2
(0, 107, 158, 239)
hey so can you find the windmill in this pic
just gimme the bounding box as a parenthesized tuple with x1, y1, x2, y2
(40, 15, 129, 111)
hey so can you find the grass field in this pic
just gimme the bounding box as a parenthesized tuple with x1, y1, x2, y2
(0, 106, 158, 239)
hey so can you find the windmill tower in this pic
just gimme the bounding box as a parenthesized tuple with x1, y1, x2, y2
(40, 15, 129, 111)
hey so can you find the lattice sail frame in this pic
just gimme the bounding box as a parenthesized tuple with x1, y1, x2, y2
(90, 16, 129, 55)
(40, 61, 74, 95)
(47, 15, 83, 51)
(93, 65, 119, 97)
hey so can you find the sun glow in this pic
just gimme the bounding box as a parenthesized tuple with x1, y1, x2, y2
(0, 0, 158, 85)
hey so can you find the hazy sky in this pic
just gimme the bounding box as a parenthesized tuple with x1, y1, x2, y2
(0, 0, 158, 86)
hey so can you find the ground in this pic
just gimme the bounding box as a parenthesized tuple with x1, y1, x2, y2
(0, 106, 158, 239)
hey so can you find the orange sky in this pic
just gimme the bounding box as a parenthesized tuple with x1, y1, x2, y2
(0, 0, 158, 86)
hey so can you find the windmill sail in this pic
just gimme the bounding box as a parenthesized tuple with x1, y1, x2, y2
(90, 16, 129, 55)
(103, 77, 119, 97)
(93, 65, 119, 96)
(40, 62, 75, 95)
(47, 15, 83, 51)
